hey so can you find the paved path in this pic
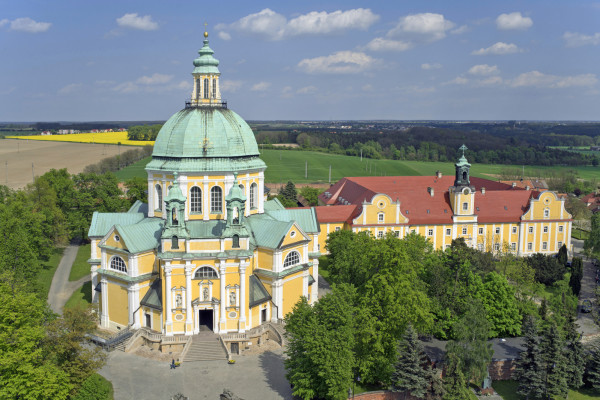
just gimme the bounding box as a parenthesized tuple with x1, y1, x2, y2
(99, 349, 293, 400)
(47, 243, 90, 314)
(573, 239, 600, 337)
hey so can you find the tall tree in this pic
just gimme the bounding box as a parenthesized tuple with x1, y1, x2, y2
(563, 315, 585, 389)
(124, 176, 148, 205)
(445, 301, 493, 386)
(477, 272, 522, 337)
(585, 212, 600, 258)
(557, 244, 568, 266)
(442, 354, 473, 400)
(391, 324, 430, 399)
(515, 316, 545, 400)
(540, 324, 568, 399)
(587, 339, 600, 391)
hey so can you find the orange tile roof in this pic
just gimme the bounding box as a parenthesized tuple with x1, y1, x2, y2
(313, 205, 360, 223)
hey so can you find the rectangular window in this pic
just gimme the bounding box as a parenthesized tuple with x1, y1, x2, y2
(544, 209, 550, 218)
(511, 242, 516, 251)
(558, 225, 563, 232)
(428, 229, 434, 236)
(495, 227, 500, 234)
(462, 227, 467, 235)
(512, 226, 517, 234)
(446, 228, 451, 235)
(494, 243, 500, 251)
(542, 242, 548, 250)
(394, 231, 400, 237)
(528, 226, 533, 233)
(543, 226, 548, 233)
(378, 213, 384, 223)
(377, 231, 383, 238)
(477, 244, 484, 251)
(462, 202, 468, 211)
(335, 227, 341, 232)
(478, 227, 484, 235)
(527, 242, 533, 251)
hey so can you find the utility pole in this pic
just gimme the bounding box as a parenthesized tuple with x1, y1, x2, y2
(329, 165, 331, 184)
(32, 163, 34, 182)
(305, 161, 307, 179)
(5, 161, 7, 186)
(360, 149, 362, 161)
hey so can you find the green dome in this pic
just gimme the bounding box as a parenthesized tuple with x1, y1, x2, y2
(147, 107, 267, 173)
(193, 37, 220, 75)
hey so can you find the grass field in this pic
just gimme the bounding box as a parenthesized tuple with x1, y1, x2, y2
(69, 244, 91, 281)
(7, 131, 153, 147)
(37, 247, 64, 299)
(573, 228, 591, 240)
(493, 380, 600, 400)
(114, 148, 600, 183)
(64, 281, 92, 309)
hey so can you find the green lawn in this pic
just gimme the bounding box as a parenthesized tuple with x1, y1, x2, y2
(64, 281, 92, 309)
(37, 247, 64, 299)
(573, 228, 591, 240)
(114, 149, 599, 184)
(493, 380, 600, 399)
(69, 244, 91, 281)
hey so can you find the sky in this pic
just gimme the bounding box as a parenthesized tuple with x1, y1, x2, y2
(1, 0, 600, 122)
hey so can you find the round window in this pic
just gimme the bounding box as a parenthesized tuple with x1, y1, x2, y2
(114, 235, 120, 242)
(290, 231, 296, 238)
(378, 202, 385, 209)
(462, 188, 470, 195)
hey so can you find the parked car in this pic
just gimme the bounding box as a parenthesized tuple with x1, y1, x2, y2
(582, 299, 592, 313)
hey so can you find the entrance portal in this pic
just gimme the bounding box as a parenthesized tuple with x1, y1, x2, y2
(261, 308, 267, 324)
(198, 309, 214, 331)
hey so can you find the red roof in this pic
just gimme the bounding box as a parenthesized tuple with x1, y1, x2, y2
(313, 205, 360, 223)
(319, 175, 540, 225)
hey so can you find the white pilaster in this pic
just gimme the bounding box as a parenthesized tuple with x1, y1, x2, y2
(100, 278, 109, 328)
(203, 180, 209, 221)
(164, 264, 173, 336)
(91, 265, 99, 304)
(219, 264, 226, 328)
(239, 264, 247, 332)
(185, 263, 193, 335)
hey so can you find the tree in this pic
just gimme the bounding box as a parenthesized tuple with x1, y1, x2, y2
(557, 244, 568, 266)
(526, 253, 565, 286)
(585, 213, 600, 258)
(276, 181, 298, 208)
(540, 324, 568, 399)
(442, 354, 473, 400)
(71, 374, 113, 400)
(391, 324, 429, 399)
(563, 315, 585, 389)
(515, 316, 545, 400)
(299, 186, 321, 206)
(477, 272, 522, 337)
(587, 339, 600, 390)
(445, 301, 493, 386)
(125, 176, 148, 205)
(569, 257, 583, 297)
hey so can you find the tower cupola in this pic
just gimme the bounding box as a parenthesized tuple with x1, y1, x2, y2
(454, 144, 471, 187)
(190, 30, 222, 106)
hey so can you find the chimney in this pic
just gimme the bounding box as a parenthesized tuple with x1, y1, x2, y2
(428, 187, 434, 197)
(511, 182, 516, 188)
(481, 187, 486, 194)
(435, 170, 442, 179)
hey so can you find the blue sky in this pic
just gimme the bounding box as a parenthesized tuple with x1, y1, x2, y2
(1, 0, 599, 121)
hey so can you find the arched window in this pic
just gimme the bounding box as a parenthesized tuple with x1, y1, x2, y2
(250, 183, 257, 209)
(203, 78, 209, 99)
(190, 186, 202, 213)
(195, 79, 201, 100)
(110, 256, 127, 273)
(155, 184, 162, 211)
(283, 251, 300, 268)
(210, 186, 222, 212)
(172, 208, 178, 225)
(194, 266, 218, 279)
(172, 236, 179, 249)
(212, 78, 216, 98)
(232, 234, 240, 248)
(544, 208, 550, 218)
(462, 171, 467, 181)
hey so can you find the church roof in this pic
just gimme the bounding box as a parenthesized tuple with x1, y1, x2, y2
(192, 35, 220, 75)
(265, 208, 320, 233)
(127, 200, 148, 215)
(249, 275, 271, 308)
(114, 218, 164, 253)
(247, 216, 294, 249)
(140, 279, 162, 310)
(319, 176, 539, 225)
(313, 205, 360, 224)
(88, 212, 146, 237)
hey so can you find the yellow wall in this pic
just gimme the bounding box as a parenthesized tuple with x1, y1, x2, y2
(281, 225, 307, 247)
(137, 252, 157, 275)
(257, 248, 273, 270)
(282, 272, 305, 317)
(107, 282, 128, 326)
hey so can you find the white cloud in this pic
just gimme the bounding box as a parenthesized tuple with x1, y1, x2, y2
(251, 81, 271, 91)
(496, 12, 532, 30)
(387, 13, 455, 42)
(563, 31, 600, 47)
(510, 71, 597, 88)
(451, 25, 469, 35)
(3, 17, 51, 33)
(220, 80, 243, 93)
(478, 76, 503, 86)
(116, 13, 158, 31)
(297, 85, 317, 94)
(218, 31, 231, 41)
(472, 42, 522, 55)
(58, 83, 82, 95)
(445, 77, 469, 85)
(468, 64, 499, 76)
(298, 51, 378, 74)
(112, 82, 139, 94)
(421, 63, 442, 70)
(364, 37, 412, 52)
(218, 8, 378, 40)
(136, 73, 173, 85)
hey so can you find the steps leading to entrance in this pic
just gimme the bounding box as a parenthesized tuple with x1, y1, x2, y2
(183, 334, 227, 362)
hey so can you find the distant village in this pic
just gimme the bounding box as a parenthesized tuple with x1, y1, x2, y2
(40, 128, 127, 135)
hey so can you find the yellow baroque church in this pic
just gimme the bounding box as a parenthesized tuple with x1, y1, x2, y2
(315, 146, 573, 256)
(88, 33, 320, 341)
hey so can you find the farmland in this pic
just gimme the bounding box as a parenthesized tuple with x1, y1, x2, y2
(115, 148, 600, 183)
(7, 131, 154, 146)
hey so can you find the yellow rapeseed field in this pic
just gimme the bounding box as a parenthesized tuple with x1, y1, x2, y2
(7, 131, 155, 146)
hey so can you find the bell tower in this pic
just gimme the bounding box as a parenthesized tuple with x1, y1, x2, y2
(190, 27, 222, 106)
(450, 145, 476, 216)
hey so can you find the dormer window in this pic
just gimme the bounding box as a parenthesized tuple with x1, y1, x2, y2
(462, 202, 468, 211)
(172, 236, 179, 249)
(232, 234, 239, 248)
(110, 256, 127, 273)
(378, 213, 384, 223)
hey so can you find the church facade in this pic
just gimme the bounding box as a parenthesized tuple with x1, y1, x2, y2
(88, 33, 319, 335)
(315, 147, 573, 256)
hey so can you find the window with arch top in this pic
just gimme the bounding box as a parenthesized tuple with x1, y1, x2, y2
(212, 78, 216, 98)
(232, 234, 240, 248)
(155, 184, 162, 211)
(194, 266, 218, 279)
(543, 208, 550, 218)
(210, 186, 222, 212)
(283, 251, 300, 268)
(195, 79, 201, 100)
(110, 256, 127, 273)
(190, 186, 202, 213)
(203, 78, 209, 99)
(172, 236, 179, 249)
(250, 183, 258, 209)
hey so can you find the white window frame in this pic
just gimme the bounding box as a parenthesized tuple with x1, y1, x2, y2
(155, 184, 162, 211)
(478, 227, 484, 235)
(377, 231, 384, 238)
(109, 256, 127, 273)
(210, 186, 222, 213)
(544, 208, 550, 218)
(512, 226, 517, 234)
(542, 242, 548, 250)
(495, 227, 500, 234)
(462, 227, 467, 235)
(527, 242, 533, 251)
(190, 186, 202, 213)
(378, 213, 384, 223)
(558, 225, 563, 232)
(528, 226, 533, 234)
(283, 251, 301, 268)
(462, 202, 468, 211)
(428, 229, 434, 236)
(446, 228, 451, 235)
(543, 226, 548, 233)
(250, 183, 258, 210)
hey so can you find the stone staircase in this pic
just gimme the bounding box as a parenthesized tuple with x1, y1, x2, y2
(183, 333, 228, 362)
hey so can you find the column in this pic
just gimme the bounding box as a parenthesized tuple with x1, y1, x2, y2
(219, 263, 226, 331)
(184, 263, 193, 335)
(239, 264, 247, 332)
(91, 265, 99, 304)
(100, 278, 109, 328)
(127, 285, 135, 327)
(203, 180, 209, 221)
(165, 265, 173, 336)
(311, 259, 319, 304)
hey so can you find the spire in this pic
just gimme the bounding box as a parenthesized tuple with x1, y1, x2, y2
(454, 144, 471, 186)
(190, 26, 222, 106)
